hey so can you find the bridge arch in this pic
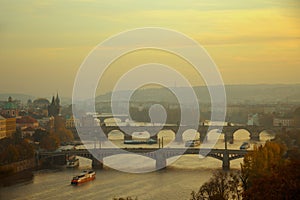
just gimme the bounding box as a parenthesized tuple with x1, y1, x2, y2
(104, 118, 122, 124)
(107, 130, 124, 140)
(206, 129, 223, 142)
(103, 154, 156, 172)
(182, 129, 200, 141)
(233, 128, 251, 140)
(157, 130, 175, 141)
(258, 129, 276, 141)
(132, 131, 150, 139)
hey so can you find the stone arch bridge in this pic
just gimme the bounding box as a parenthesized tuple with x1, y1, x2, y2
(74, 125, 284, 143)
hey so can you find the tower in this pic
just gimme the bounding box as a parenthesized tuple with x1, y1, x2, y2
(48, 93, 61, 117)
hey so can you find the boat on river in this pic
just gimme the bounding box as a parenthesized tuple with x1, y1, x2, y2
(71, 170, 96, 185)
(124, 138, 157, 145)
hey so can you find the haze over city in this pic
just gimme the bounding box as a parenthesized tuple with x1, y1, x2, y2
(1, 1, 300, 200)
(1, 0, 299, 97)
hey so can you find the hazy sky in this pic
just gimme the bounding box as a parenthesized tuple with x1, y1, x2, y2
(0, 0, 299, 98)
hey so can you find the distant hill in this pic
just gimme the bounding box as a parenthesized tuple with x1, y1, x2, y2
(0, 93, 35, 103)
(96, 84, 300, 104)
(0, 93, 71, 105)
(2, 84, 299, 105)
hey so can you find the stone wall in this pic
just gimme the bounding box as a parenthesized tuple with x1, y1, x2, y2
(0, 158, 35, 173)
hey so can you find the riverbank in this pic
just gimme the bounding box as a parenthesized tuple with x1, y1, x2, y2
(0, 169, 34, 187)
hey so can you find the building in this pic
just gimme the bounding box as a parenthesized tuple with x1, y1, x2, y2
(0, 115, 17, 139)
(81, 114, 100, 127)
(16, 116, 39, 129)
(1, 96, 18, 117)
(247, 113, 260, 126)
(294, 107, 300, 127)
(5, 117, 16, 138)
(48, 93, 61, 117)
(65, 115, 81, 128)
(0, 115, 6, 139)
(37, 116, 54, 130)
(21, 126, 35, 138)
(273, 117, 295, 127)
(31, 98, 50, 117)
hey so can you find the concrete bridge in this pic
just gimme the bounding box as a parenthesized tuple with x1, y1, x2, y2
(74, 124, 284, 144)
(37, 148, 252, 170)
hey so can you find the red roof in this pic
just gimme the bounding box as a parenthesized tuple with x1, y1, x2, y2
(16, 116, 38, 124)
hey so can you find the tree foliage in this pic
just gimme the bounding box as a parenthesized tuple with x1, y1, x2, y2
(33, 117, 74, 151)
(272, 129, 300, 148)
(190, 170, 242, 200)
(0, 138, 34, 165)
(53, 116, 74, 142)
(241, 141, 300, 199)
(40, 133, 60, 151)
(33, 129, 48, 142)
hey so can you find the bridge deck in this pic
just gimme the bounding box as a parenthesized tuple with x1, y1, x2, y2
(38, 148, 252, 156)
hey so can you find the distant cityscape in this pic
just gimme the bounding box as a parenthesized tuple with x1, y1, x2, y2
(0, 85, 300, 141)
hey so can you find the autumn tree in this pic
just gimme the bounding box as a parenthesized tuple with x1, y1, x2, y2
(272, 128, 300, 148)
(33, 128, 48, 143)
(52, 116, 74, 143)
(190, 170, 242, 200)
(40, 134, 60, 151)
(241, 141, 300, 199)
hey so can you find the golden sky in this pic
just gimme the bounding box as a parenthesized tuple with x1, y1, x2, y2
(0, 0, 299, 97)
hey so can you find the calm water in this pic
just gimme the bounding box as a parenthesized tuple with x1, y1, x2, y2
(0, 130, 274, 200)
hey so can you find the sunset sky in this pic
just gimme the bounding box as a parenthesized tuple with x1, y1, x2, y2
(0, 0, 299, 97)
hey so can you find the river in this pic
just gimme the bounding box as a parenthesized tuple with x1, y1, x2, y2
(0, 130, 274, 200)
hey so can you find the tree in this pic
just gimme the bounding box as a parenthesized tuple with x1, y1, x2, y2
(6, 144, 20, 163)
(241, 141, 300, 199)
(272, 129, 300, 148)
(190, 170, 242, 200)
(40, 134, 60, 151)
(33, 129, 48, 142)
(53, 116, 74, 142)
(17, 140, 34, 159)
(12, 129, 23, 144)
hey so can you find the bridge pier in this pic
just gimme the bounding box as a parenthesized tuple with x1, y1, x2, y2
(250, 132, 260, 141)
(222, 151, 230, 171)
(227, 133, 234, 144)
(124, 134, 133, 140)
(92, 158, 103, 169)
(174, 135, 183, 143)
(155, 153, 167, 169)
(150, 135, 158, 141)
(200, 133, 206, 142)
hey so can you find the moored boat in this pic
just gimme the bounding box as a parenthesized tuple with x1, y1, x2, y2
(124, 138, 157, 145)
(66, 157, 79, 168)
(66, 155, 79, 168)
(71, 170, 96, 185)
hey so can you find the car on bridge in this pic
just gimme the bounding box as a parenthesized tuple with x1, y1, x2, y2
(240, 142, 250, 150)
(185, 140, 200, 147)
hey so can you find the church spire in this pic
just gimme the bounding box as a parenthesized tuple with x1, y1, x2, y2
(55, 93, 60, 106)
(51, 95, 55, 104)
(48, 93, 60, 117)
